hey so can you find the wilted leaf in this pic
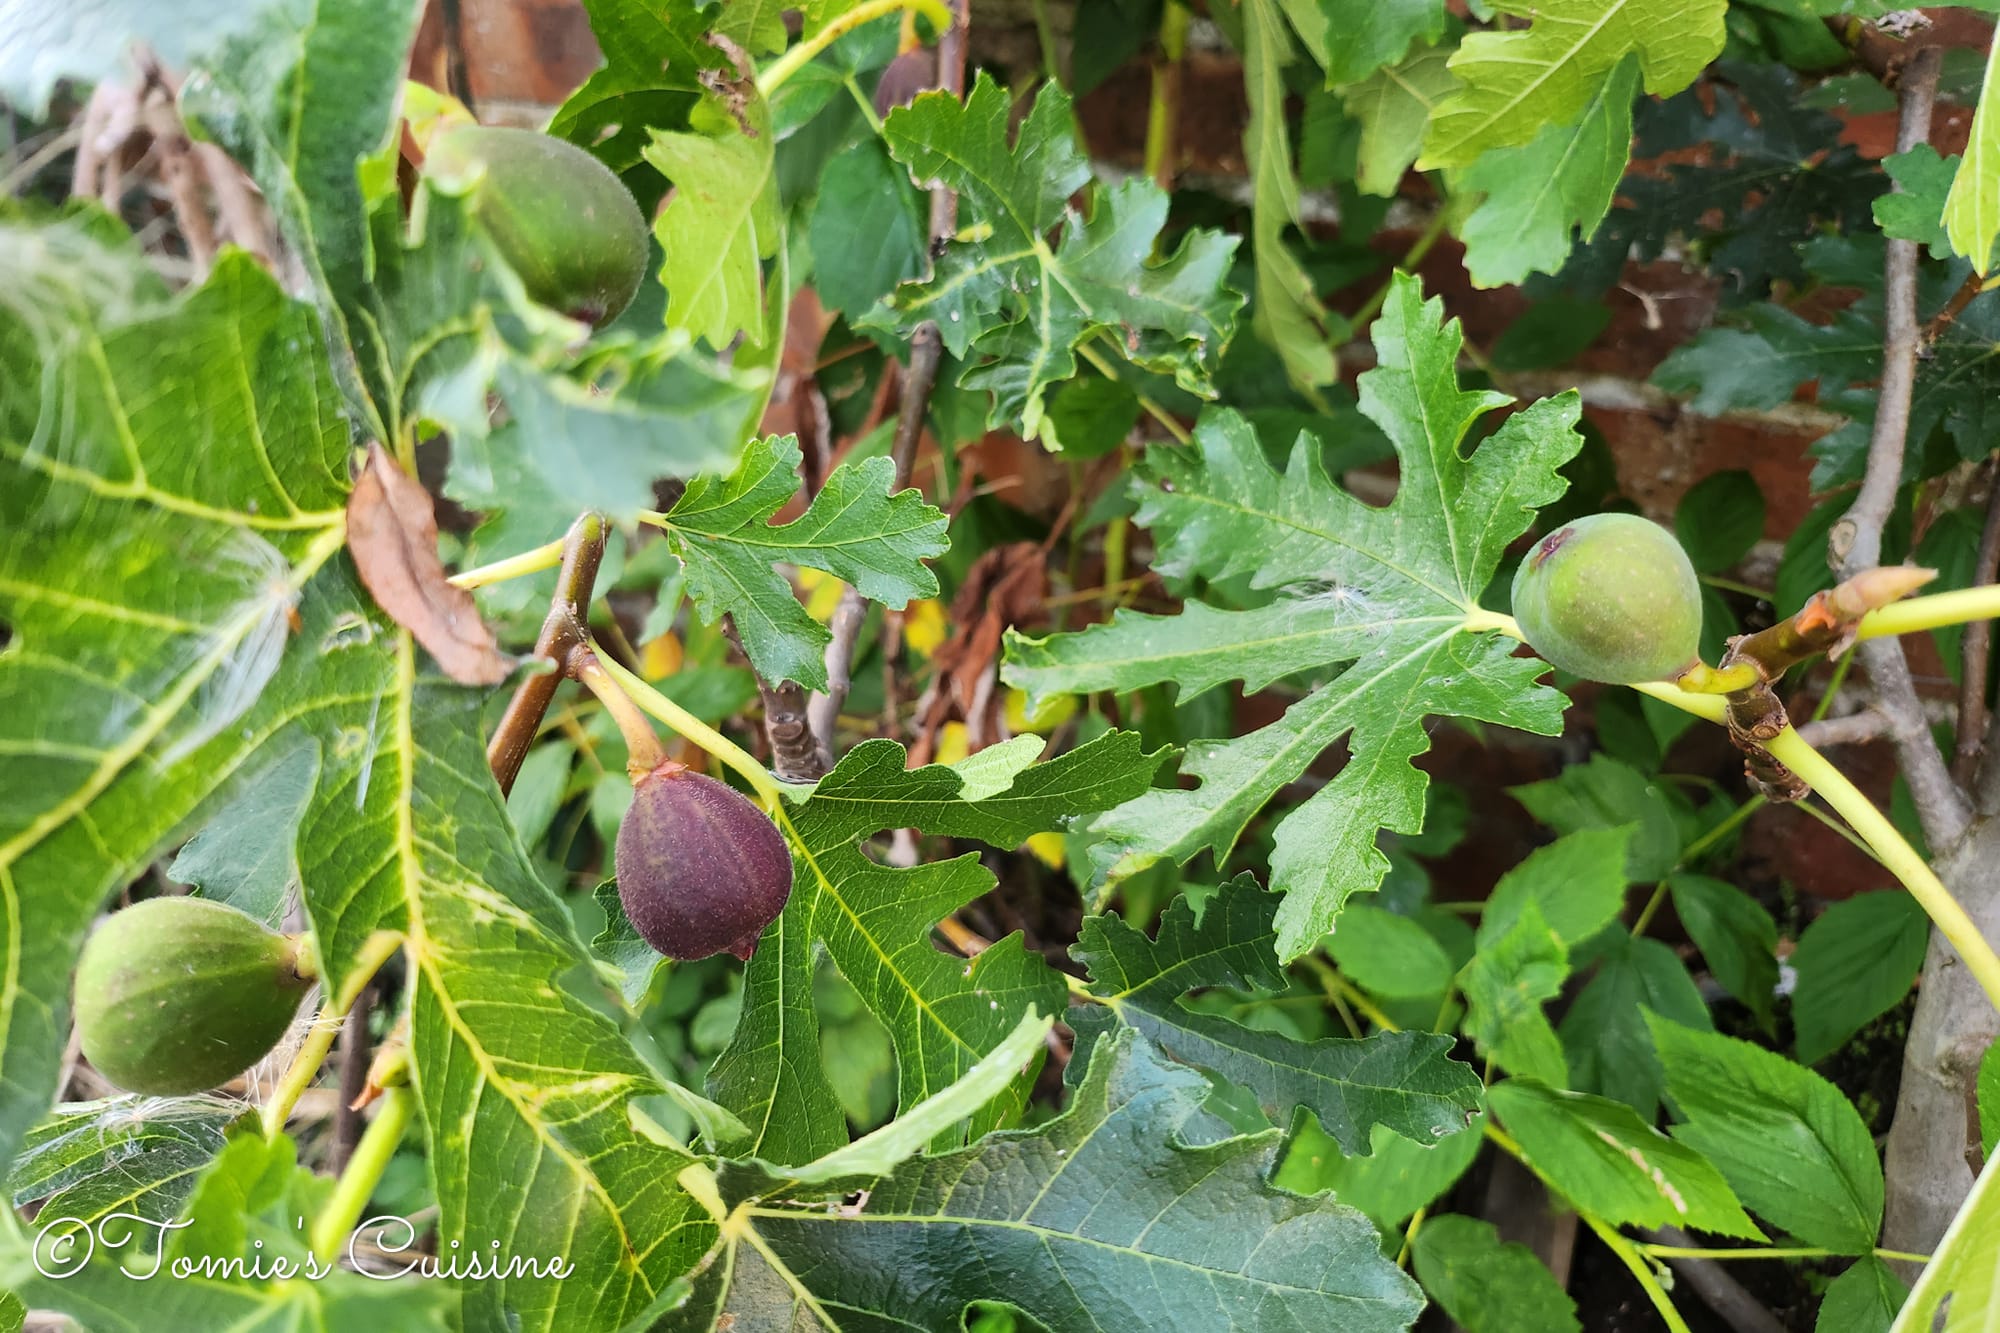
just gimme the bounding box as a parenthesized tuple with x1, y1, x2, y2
(1244, 0, 1338, 390)
(345, 444, 510, 685)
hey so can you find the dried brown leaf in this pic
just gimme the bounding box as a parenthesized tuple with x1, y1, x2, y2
(346, 443, 512, 685)
(910, 541, 1047, 763)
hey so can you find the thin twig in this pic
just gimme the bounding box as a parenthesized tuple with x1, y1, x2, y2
(194, 143, 275, 267)
(330, 984, 375, 1174)
(1643, 1228, 1786, 1333)
(1834, 46, 1942, 574)
(889, 322, 943, 490)
(810, 589, 869, 768)
(68, 86, 113, 199)
(486, 515, 608, 794)
(929, 0, 967, 242)
(70, 81, 141, 207)
(1, 121, 81, 197)
(1923, 268, 1988, 346)
(1143, 1, 1189, 191)
(809, 324, 946, 760)
(723, 618, 825, 782)
(1955, 471, 2000, 784)
(1829, 46, 1970, 849)
(94, 81, 147, 216)
(809, 7, 965, 767)
(1794, 710, 1891, 749)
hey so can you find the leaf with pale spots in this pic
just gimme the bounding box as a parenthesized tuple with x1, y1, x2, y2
(0, 226, 713, 1333)
(1489, 1079, 1761, 1238)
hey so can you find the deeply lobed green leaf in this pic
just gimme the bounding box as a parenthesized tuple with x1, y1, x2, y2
(1073, 876, 1485, 1155)
(865, 76, 1243, 443)
(678, 1030, 1425, 1331)
(1003, 274, 1581, 958)
(710, 733, 1168, 1162)
(656, 434, 947, 690)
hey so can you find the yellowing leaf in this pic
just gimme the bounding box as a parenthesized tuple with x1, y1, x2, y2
(1026, 830, 1067, 867)
(904, 597, 950, 657)
(934, 722, 972, 767)
(1244, 0, 1339, 390)
(641, 632, 685, 680)
(1005, 686, 1078, 734)
(1419, 0, 1724, 169)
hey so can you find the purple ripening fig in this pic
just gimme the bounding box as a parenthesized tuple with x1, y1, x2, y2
(615, 761, 794, 962)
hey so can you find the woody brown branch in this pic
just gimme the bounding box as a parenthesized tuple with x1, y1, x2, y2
(486, 512, 607, 794)
(810, 1, 966, 766)
(1827, 44, 1971, 851)
(1712, 567, 1937, 800)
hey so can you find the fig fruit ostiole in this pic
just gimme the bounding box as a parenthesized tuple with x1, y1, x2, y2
(73, 897, 316, 1097)
(422, 125, 649, 327)
(1510, 512, 1704, 686)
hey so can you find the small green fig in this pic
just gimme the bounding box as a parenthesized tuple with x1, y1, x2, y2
(423, 125, 648, 326)
(1511, 512, 1703, 685)
(73, 898, 314, 1097)
(616, 761, 793, 962)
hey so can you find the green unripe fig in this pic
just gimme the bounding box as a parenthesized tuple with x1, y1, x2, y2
(423, 125, 648, 326)
(616, 761, 794, 962)
(73, 898, 314, 1097)
(1510, 512, 1703, 685)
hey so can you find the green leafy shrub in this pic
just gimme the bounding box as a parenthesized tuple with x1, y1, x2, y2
(6, 2, 2000, 1330)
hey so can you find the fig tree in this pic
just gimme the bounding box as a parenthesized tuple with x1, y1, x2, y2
(1510, 512, 1703, 685)
(423, 125, 648, 326)
(616, 761, 793, 962)
(73, 897, 314, 1097)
